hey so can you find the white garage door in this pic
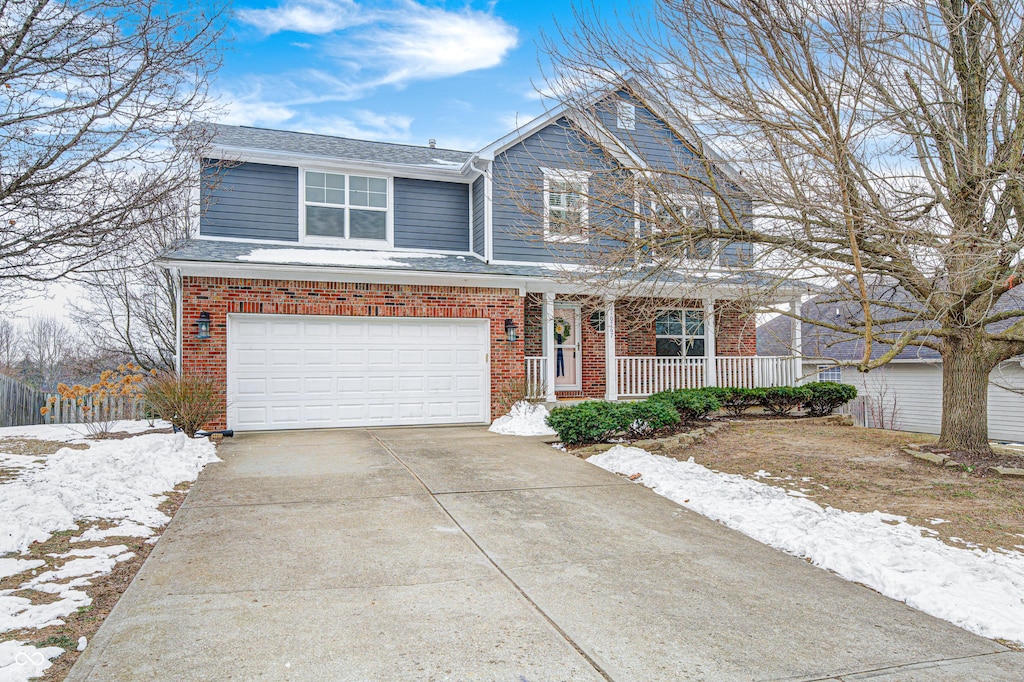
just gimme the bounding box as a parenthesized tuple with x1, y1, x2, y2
(227, 314, 490, 431)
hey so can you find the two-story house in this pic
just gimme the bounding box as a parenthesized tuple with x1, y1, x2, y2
(160, 86, 806, 431)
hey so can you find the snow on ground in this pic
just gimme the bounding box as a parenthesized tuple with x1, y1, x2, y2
(589, 445, 1024, 645)
(489, 401, 556, 437)
(0, 422, 219, 680)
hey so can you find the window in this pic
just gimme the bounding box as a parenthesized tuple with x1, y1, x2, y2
(817, 365, 843, 382)
(616, 101, 636, 130)
(655, 309, 706, 357)
(651, 195, 717, 261)
(543, 169, 589, 242)
(304, 170, 388, 242)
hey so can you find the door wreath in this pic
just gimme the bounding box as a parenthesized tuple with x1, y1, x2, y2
(553, 316, 571, 378)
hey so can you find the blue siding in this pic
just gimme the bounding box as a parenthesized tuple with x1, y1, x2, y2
(491, 119, 622, 262)
(393, 177, 470, 251)
(472, 176, 486, 256)
(201, 161, 299, 241)
(597, 92, 754, 267)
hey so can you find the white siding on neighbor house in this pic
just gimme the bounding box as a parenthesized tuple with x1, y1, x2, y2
(807, 362, 1024, 442)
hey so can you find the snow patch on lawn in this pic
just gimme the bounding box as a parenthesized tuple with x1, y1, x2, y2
(489, 401, 556, 437)
(589, 445, 1024, 644)
(0, 640, 63, 682)
(0, 426, 219, 642)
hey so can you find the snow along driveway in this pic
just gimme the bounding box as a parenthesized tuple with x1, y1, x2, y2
(0, 422, 219, 682)
(589, 445, 1024, 646)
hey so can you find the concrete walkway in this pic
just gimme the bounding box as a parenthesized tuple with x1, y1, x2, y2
(69, 427, 1024, 681)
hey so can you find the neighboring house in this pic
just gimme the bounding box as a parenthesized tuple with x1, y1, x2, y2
(757, 292, 1024, 441)
(161, 86, 805, 432)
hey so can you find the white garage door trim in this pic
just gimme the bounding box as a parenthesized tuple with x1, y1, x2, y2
(226, 313, 491, 431)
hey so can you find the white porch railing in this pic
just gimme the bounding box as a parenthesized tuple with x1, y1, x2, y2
(616, 356, 800, 397)
(617, 357, 707, 396)
(525, 356, 548, 399)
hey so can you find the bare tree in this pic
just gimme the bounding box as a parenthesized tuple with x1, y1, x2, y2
(0, 0, 226, 295)
(71, 183, 198, 370)
(0, 319, 23, 375)
(21, 316, 75, 390)
(529, 0, 1024, 452)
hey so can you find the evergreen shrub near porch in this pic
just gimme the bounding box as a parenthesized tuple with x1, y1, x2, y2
(546, 384, 858, 445)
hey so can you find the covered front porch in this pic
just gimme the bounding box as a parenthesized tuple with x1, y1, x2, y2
(521, 292, 803, 401)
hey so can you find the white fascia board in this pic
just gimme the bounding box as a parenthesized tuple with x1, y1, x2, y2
(162, 259, 532, 295)
(564, 111, 648, 171)
(206, 145, 472, 183)
(471, 104, 571, 163)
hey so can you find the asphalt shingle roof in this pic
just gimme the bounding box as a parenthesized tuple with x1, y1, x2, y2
(757, 284, 1024, 361)
(202, 123, 472, 168)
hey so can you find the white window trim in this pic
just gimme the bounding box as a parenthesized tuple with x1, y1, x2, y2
(650, 192, 719, 264)
(542, 167, 590, 244)
(655, 308, 707, 358)
(817, 364, 843, 382)
(299, 166, 395, 249)
(616, 101, 636, 131)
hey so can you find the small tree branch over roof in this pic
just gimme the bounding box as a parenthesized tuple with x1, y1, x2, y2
(0, 0, 227, 294)
(526, 0, 1024, 452)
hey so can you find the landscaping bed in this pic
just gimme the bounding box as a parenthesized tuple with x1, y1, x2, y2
(665, 419, 1024, 555)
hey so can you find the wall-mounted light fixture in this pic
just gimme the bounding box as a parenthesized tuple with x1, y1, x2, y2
(504, 318, 519, 342)
(590, 310, 606, 332)
(196, 311, 211, 339)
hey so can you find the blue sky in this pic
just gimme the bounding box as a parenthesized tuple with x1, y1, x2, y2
(215, 0, 638, 151)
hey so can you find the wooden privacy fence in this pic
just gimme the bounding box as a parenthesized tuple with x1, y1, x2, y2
(42, 395, 148, 425)
(0, 374, 47, 427)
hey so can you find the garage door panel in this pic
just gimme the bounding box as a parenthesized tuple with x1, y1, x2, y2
(227, 315, 489, 431)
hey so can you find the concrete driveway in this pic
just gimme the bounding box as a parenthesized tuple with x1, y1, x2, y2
(69, 427, 1024, 681)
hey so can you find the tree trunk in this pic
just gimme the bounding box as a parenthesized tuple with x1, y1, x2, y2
(939, 334, 996, 453)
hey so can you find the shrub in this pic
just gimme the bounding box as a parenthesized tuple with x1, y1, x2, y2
(758, 386, 813, 416)
(650, 389, 721, 422)
(42, 363, 150, 436)
(703, 387, 764, 416)
(495, 377, 546, 412)
(546, 401, 625, 445)
(622, 398, 680, 438)
(546, 398, 681, 444)
(142, 373, 224, 438)
(803, 381, 858, 416)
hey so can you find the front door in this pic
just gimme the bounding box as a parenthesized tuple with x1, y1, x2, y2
(553, 304, 581, 391)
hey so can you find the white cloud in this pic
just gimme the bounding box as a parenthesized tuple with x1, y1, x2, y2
(237, 1, 518, 90)
(346, 5, 519, 85)
(238, 0, 369, 35)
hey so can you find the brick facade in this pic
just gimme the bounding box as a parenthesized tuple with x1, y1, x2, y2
(182, 277, 524, 429)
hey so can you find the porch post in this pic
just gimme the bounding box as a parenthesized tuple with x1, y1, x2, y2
(703, 297, 717, 387)
(790, 298, 803, 385)
(543, 292, 557, 402)
(604, 296, 617, 400)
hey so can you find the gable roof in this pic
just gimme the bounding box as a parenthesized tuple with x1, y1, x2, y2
(758, 284, 1024, 362)
(202, 123, 471, 169)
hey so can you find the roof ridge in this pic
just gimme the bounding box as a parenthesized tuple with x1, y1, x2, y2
(209, 122, 469, 155)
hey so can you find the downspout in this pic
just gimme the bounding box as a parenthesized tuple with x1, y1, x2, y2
(172, 267, 183, 375)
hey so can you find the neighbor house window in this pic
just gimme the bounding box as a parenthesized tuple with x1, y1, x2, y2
(655, 309, 706, 357)
(817, 365, 843, 382)
(304, 171, 388, 242)
(543, 169, 590, 242)
(651, 195, 718, 261)
(616, 101, 636, 130)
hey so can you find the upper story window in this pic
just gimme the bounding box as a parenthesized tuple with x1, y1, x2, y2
(651, 194, 718, 262)
(543, 168, 590, 243)
(655, 309, 706, 357)
(817, 365, 843, 382)
(616, 101, 636, 130)
(303, 170, 389, 243)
